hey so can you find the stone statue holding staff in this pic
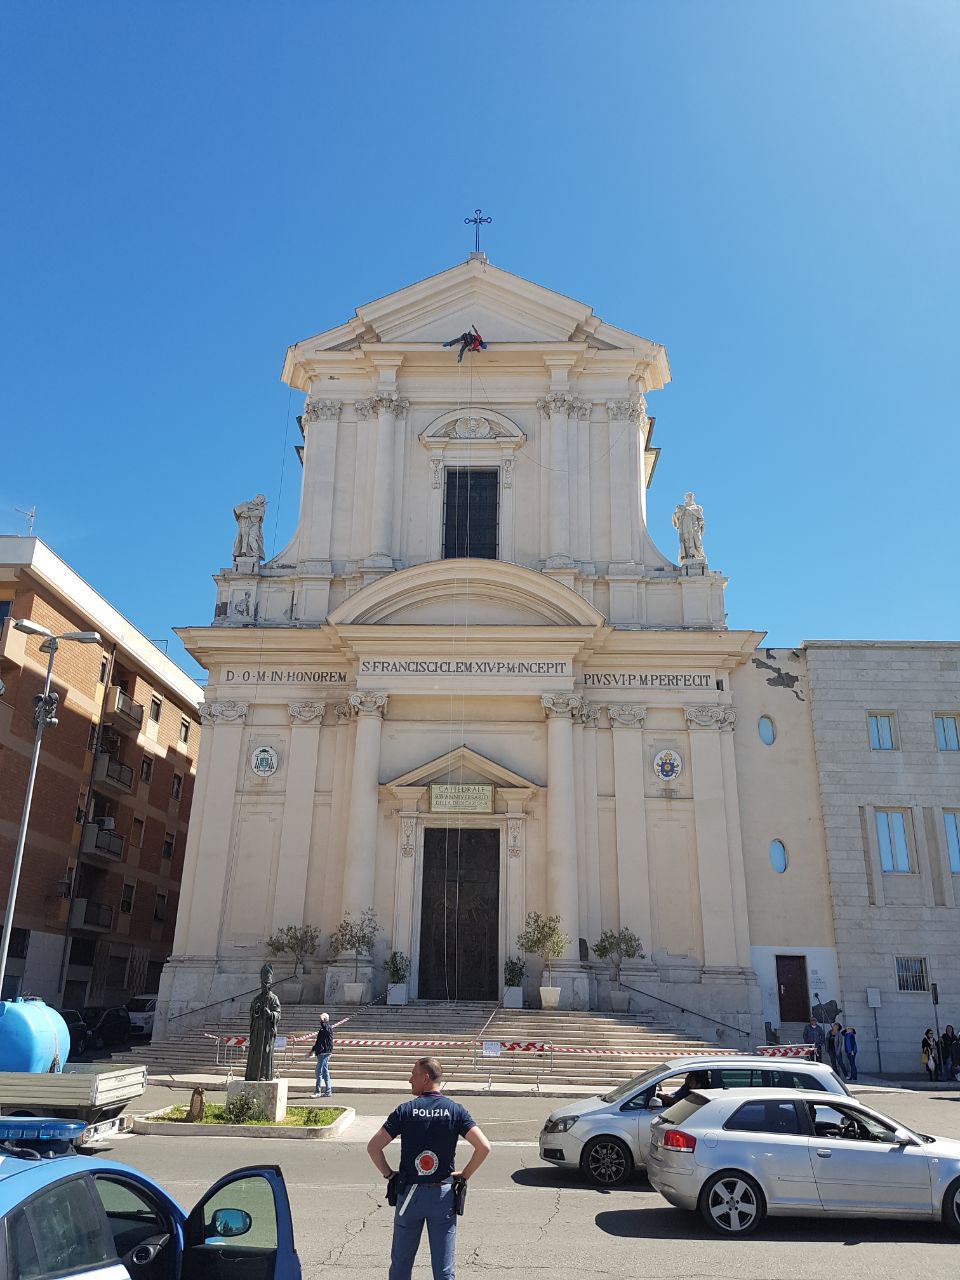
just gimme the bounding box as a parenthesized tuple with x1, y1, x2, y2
(233, 493, 266, 565)
(672, 492, 706, 564)
(245, 963, 282, 1081)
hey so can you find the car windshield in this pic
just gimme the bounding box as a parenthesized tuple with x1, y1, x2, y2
(601, 1065, 668, 1103)
(126, 999, 154, 1012)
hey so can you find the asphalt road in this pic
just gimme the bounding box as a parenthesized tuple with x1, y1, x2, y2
(93, 1083, 960, 1279)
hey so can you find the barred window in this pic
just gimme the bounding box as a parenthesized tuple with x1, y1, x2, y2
(895, 956, 929, 993)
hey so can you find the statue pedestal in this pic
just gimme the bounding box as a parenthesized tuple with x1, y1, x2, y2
(227, 1077, 288, 1123)
(232, 557, 259, 576)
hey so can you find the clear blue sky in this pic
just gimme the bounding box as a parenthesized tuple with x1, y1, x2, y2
(3, 2, 957, 680)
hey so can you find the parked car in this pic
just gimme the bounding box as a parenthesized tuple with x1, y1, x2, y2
(59, 1009, 89, 1057)
(539, 1055, 849, 1186)
(648, 1087, 960, 1237)
(82, 1005, 131, 1049)
(0, 1115, 302, 1277)
(126, 994, 158, 1038)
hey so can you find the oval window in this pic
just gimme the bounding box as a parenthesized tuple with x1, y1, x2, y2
(769, 840, 788, 873)
(758, 716, 776, 746)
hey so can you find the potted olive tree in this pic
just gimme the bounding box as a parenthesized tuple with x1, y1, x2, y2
(327, 909, 380, 1003)
(516, 911, 570, 1010)
(503, 955, 525, 1009)
(386, 950, 410, 1006)
(265, 924, 321, 1004)
(592, 927, 645, 1012)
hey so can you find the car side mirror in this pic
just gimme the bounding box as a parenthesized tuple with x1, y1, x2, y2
(647, 1096, 664, 1111)
(894, 1129, 919, 1148)
(210, 1208, 252, 1239)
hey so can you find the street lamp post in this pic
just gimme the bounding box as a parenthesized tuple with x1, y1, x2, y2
(0, 620, 101, 998)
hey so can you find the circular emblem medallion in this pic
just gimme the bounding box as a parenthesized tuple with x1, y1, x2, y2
(653, 749, 683, 782)
(250, 745, 279, 778)
(414, 1150, 439, 1177)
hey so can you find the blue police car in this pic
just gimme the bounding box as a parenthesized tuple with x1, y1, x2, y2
(0, 1117, 301, 1279)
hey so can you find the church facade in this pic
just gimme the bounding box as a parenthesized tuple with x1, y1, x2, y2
(158, 256, 841, 1047)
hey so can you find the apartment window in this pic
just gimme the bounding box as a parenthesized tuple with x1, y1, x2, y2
(98, 655, 109, 684)
(896, 955, 929, 993)
(442, 468, 499, 559)
(0, 601, 11, 624)
(171, 773, 183, 801)
(140, 756, 153, 784)
(935, 715, 960, 752)
(149, 696, 162, 724)
(106, 954, 128, 988)
(179, 717, 190, 745)
(8, 928, 29, 961)
(131, 817, 145, 848)
(876, 809, 912, 873)
(868, 712, 897, 751)
(161, 833, 174, 860)
(120, 882, 135, 915)
(87, 723, 98, 752)
(154, 891, 167, 922)
(945, 812, 960, 875)
(75, 788, 88, 825)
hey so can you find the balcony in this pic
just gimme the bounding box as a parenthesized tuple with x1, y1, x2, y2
(69, 898, 113, 931)
(93, 752, 134, 794)
(80, 822, 123, 861)
(103, 685, 144, 734)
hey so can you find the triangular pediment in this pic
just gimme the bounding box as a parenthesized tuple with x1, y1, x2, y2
(386, 746, 538, 793)
(286, 258, 664, 354)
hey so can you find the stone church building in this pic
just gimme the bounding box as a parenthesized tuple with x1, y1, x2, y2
(159, 254, 846, 1046)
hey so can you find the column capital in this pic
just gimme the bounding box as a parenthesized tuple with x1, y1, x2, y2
(569, 397, 592, 420)
(372, 393, 409, 418)
(606, 396, 647, 425)
(199, 699, 248, 724)
(334, 702, 354, 725)
(288, 701, 326, 724)
(574, 701, 602, 727)
(685, 704, 737, 731)
(537, 392, 573, 417)
(607, 704, 647, 728)
(541, 693, 583, 720)
(349, 691, 389, 719)
(354, 397, 377, 420)
(303, 398, 343, 423)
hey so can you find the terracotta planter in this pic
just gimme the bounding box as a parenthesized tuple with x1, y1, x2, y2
(539, 986, 561, 1010)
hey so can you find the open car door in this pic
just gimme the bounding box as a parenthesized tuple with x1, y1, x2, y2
(181, 1165, 301, 1280)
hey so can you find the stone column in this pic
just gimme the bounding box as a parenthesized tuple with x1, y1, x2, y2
(685, 705, 741, 968)
(298, 399, 342, 566)
(340, 692, 388, 917)
(539, 394, 573, 567)
(172, 700, 248, 958)
(541, 694, 583, 955)
(368, 394, 408, 565)
(574, 702, 603, 951)
(607, 705, 653, 952)
(607, 399, 642, 571)
(272, 703, 325, 931)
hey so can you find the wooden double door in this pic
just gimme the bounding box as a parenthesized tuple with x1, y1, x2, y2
(418, 827, 500, 1001)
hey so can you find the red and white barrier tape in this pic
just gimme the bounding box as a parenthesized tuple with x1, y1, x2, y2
(755, 1044, 816, 1059)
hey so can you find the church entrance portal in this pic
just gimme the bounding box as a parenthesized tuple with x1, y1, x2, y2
(418, 828, 499, 1001)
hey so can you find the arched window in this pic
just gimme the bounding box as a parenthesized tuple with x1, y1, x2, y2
(758, 716, 776, 746)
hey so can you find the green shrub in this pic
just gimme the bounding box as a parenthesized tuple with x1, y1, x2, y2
(224, 1091, 268, 1124)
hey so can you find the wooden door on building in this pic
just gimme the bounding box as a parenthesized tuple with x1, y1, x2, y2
(776, 954, 810, 1023)
(419, 828, 499, 1000)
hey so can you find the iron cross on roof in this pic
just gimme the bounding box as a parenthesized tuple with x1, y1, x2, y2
(465, 208, 492, 254)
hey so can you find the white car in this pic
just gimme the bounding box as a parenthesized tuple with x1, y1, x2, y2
(539, 1055, 848, 1186)
(126, 995, 158, 1038)
(648, 1088, 960, 1237)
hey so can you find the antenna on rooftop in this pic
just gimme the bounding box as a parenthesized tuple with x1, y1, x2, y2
(15, 507, 36, 536)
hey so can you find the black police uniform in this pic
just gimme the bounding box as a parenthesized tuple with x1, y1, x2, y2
(383, 1091, 475, 1280)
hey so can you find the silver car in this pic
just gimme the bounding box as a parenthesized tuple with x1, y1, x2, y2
(647, 1087, 960, 1237)
(539, 1055, 848, 1187)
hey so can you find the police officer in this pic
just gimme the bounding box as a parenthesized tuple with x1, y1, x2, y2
(367, 1056, 491, 1280)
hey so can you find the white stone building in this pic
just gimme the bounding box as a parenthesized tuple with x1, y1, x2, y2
(158, 256, 843, 1045)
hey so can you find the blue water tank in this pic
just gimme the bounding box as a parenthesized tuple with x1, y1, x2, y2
(0, 999, 70, 1073)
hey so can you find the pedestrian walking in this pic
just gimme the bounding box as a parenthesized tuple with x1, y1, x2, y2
(367, 1057, 491, 1280)
(842, 1026, 858, 1081)
(802, 1015, 825, 1062)
(308, 1011, 334, 1097)
(940, 1024, 959, 1082)
(922, 1027, 940, 1082)
(826, 1022, 848, 1078)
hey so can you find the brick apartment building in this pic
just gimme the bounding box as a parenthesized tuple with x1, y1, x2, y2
(0, 537, 202, 1010)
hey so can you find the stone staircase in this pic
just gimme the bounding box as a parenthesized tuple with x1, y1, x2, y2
(118, 1001, 733, 1089)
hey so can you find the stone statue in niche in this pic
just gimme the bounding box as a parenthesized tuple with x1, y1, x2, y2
(233, 494, 266, 566)
(673, 492, 706, 564)
(244, 963, 281, 1080)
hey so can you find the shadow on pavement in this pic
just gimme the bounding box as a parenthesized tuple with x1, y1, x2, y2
(511, 1166, 644, 1193)
(596, 1206, 954, 1246)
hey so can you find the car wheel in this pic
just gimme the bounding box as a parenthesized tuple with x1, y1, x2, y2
(699, 1171, 766, 1236)
(942, 1178, 960, 1236)
(581, 1136, 634, 1187)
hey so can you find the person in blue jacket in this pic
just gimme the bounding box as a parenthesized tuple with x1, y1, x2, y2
(843, 1026, 859, 1081)
(367, 1057, 491, 1280)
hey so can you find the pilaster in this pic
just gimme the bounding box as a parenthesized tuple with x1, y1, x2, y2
(685, 705, 742, 968)
(272, 703, 325, 931)
(341, 692, 389, 917)
(607, 704, 653, 953)
(541, 694, 584, 985)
